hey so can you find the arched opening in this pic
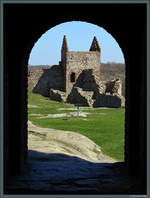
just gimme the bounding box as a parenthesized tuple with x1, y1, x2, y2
(27, 21, 126, 193)
(4, 4, 147, 195)
(28, 20, 125, 160)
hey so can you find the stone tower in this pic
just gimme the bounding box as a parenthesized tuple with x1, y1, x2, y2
(61, 35, 69, 92)
(89, 36, 101, 52)
(60, 35, 101, 94)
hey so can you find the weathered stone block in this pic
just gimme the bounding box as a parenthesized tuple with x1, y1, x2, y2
(28, 65, 64, 96)
(49, 89, 66, 102)
(67, 87, 94, 107)
(93, 94, 122, 108)
(105, 78, 122, 96)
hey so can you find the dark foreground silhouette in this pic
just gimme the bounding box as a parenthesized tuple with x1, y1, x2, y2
(5, 150, 140, 195)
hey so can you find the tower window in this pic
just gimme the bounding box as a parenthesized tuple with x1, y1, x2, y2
(71, 72, 75, 82)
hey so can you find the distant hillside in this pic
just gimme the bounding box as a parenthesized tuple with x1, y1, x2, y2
(28, 63, 125, 96)
(100, 63, 125, 78)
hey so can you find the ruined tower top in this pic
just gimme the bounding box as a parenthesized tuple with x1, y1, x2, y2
(61, 35, 69, 52)
(89, 36, 101, 52)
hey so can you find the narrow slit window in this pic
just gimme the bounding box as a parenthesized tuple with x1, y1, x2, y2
(71, 72, 75, 82)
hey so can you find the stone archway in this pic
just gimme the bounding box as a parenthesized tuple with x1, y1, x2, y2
(4, 3, 147, 194)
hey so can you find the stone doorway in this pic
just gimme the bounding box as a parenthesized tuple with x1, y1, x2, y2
(3, 3, 147, 195)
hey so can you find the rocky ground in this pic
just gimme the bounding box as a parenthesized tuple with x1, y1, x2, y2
(6, 121, 136, 194)
(28, 121, 116, 163)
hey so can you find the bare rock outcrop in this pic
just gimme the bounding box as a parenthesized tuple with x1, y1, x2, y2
(28, 120, 116, 163)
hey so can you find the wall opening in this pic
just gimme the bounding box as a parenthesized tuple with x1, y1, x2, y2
(4, 4, 147, 194)
(26, 21, 126, 193)
(70, 72, 76, 82)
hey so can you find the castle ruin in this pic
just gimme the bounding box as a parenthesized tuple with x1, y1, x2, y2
(28, 35, 125, 107)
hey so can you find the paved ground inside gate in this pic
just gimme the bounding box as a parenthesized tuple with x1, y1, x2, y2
(6, 121, 135, 194)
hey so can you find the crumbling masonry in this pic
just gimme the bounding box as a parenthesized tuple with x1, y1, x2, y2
(28, 35, 125, 107)
(50, 35, 124, 107)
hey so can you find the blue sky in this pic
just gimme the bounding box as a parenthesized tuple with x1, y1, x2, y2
(28, 21, 125, 66)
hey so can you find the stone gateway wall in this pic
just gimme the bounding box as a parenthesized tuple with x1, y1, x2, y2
(5, 5, 146, 194)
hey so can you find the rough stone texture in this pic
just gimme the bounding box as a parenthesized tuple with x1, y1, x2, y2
(93, 94, 122, 108)
(71, 69, 100, 93)
(49, 88, 66, 102)
(67, 87, 94, 107)
(97, 80, 106, 94)
(6, 121, 136, 194)
(61, 36, 100, 95)
(27, 120, 113, 162)
(28, 65, 64, 97)
(61, 37, 124, 107)
(28, 36, 124, 108)
(105, 78, 122, 96)
(64, 52, 100, 95)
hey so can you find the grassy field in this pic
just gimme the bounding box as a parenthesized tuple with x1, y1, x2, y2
(28, 93, 125, 161)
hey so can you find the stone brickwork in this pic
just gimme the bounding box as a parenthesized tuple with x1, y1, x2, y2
(67, 87, 94, 107)
(93, 93, 122, 108)
(28, 35, 125, 108)
(49, 88, 66, 102)
(105, 78, 122, 96)
(28, 65, 64, 97)
(61, 36, 100, 95)
(64, 52, 100, 95)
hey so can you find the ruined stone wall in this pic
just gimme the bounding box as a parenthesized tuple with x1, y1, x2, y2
(28, 65, 64, 96)
(28, 67, 45, 92)
(65, 51, 100, 94)
(28, 65, 124, 107)
(93, 93, 124, 108)
(105, 79, 122, 96)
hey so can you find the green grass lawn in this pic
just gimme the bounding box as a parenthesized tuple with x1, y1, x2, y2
(28, 93, 125, 161)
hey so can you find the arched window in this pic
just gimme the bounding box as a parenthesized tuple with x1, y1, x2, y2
(71, 72, 75, 82)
